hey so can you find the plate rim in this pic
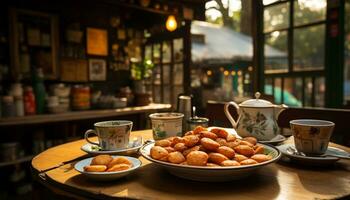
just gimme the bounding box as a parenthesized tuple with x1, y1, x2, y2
(277, 144, 340, 161)
(140, 142, 281, 171)
(74, 155, 142, 175)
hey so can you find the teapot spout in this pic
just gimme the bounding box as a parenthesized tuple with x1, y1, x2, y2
(274, 104, 288, 121)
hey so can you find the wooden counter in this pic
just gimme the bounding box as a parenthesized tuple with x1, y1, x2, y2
(0, 103, 171, 126)
(32, 130, 350, 200)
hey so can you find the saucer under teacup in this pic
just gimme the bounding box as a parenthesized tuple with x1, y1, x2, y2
(81, 137, 143, 155)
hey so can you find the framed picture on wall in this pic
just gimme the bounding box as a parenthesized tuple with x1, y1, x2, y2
(86, 28, 108, 56)
(9, 8, 59, 79)
(89, 59, 106, 81)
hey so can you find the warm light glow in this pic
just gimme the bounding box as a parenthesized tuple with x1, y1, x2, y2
(166, 15, 177, 32)
(248, 66, 253, 72)
(237, 70, 242, 76)
(224, 70, 229, 76)
(231, 71, 236, 76)
(220, 67, 224, 72)
(206, 70, 212, 76)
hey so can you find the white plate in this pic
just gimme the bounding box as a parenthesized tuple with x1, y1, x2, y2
(277, 144, 345, 166)
(259, 135, 287, 145)
(140, 142, 281, 182)
(74, 156, 141, 181)
(81, 137, 143, 155)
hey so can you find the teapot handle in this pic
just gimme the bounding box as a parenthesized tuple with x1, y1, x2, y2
(224, 101, 240, 129)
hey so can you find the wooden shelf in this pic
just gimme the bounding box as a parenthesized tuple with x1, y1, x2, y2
(0, 155, 34, 167)
(0, 103, 171, 126)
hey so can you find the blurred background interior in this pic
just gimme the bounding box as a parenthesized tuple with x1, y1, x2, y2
(0, 0, 349, 199)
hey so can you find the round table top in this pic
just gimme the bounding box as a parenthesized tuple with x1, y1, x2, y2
(32, 130, 350, 200)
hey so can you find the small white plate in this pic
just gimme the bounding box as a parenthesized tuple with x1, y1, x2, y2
(277, 144, 346, 166)
(259, 135, 287, 146)
(74, 156, 141, 181)
(81, 137, 143, 155)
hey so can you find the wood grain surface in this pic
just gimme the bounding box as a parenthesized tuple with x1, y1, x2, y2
(32, 130, 350, 200)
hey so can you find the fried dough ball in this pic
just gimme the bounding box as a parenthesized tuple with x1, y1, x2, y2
(243, 137, 257, 146)
(226, 134, 236, 142)
(201, 138, 220, 151)
(254, 145, 265, 154)
(107, 164, 131, 172)
(217, 146, 235, 159)
(208, 153, 228, 165)
(234, 145, 255, 157)
(239, 140, 254, 147)
(210, 128, 229, 138)
(184, 131, 194, 136)
(155, 139, 171, 147)
(150, 146, 169, 160)
(186, 151, 208, 166)
(216, 138, 228, 146)
(174, 143, 188, 152)
(172, 137, 185, 146)
(251, 154, 272, 163)
(84, 165, 107, 172)
(91, 155, 113, 166)
(200, 131, 218, 140)
(168, 151, 186, 164)
(107, 157, 132, 168)
(207, 163, 220, 167)
(225, 140, 240, 149)
(240, 159, 258, 165)
(183, 135, 200, 147)
(159, 156, 168, 162)
(234, 154, 248, 162)
(220, 160, 240, 167)
(164, 146, 175, 153)
(193, 126, 207, 135)
(183, 145, 200, 157)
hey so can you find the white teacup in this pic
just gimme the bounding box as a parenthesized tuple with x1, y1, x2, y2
(84, 120, 133, 150)
(149, 113, 184, 140)
(290, 119, 335, 155)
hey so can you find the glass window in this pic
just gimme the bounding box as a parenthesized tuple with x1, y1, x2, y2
(344, 0, 350, 104)
(294, 0, 326, 26)
(162, 65, 170, 85)
(163, 86, 171, 104)
(153, 86, 161, 103)
(274, 78, 282, 104)
(174, 64, 183, 85)
(162, 41, 171, 63)
(263, 0, 282, 6)
(264, 31, 288, 72)
(315, 77, 325, 107)
(293, 25, 325, 71)
(264, 78, 273, 95)
(145, 45, 152, 60)
(264, 2, 289, 33)
(283, 78, 303, 107)
(173, 38, 183, 62)
(153, 44, 161, 64)
(304, 77, 313, 107)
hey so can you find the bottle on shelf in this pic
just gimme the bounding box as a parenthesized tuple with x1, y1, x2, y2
(23, 86, 36, 115)
(32, 68, 46, 114)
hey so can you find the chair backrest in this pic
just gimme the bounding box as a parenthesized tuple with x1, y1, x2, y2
(205, 100, 238, 128)
(278, 107, 350, 146)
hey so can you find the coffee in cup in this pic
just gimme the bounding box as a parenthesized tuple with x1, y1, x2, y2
(290, 119, 335, 155)
(84, 120, 133, 150)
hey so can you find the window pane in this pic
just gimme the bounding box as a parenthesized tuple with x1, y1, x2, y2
(263, 0, 282, 6)
(344, 0, 350, 104)
(174, 38, 183, 62)
(174, 64, 183, 85)
(274, 78, 282, 104)
(315, 77, 325, 107)
(264, 31, 288, 72)
(145, 45, 152, 60)
(294, 0, 326, 26)
(264, 78, 273, 95)
(153, 65, 161, 85)
(283, 78, 302, 107)
(163, 86, 171, 104)
(264, 2, 289, 32)
(304, 77, 313, 107)
(162, 65, 170, 85)
(293, 25, 325, 71)
(162, 41, 171, 63)
(153, 44, 161, 64)
(153, 86, 161, 103)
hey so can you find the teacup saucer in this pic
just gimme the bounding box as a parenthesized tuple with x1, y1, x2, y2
(277, 144, 347, 166)
(259, 135, 287, 146)
(81, 137, 143, 155)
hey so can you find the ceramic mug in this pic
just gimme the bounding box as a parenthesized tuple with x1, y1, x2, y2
(290, 119, 335, 155)
(84, 120, 133, 150)
(149, 113, 184, 140)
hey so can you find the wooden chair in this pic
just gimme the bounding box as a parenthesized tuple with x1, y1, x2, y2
(278, 107, 350, 146)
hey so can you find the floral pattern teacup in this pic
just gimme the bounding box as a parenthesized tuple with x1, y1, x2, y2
(84, 120, 133, 150)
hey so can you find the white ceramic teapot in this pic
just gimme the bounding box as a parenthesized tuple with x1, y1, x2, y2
(224, 92, 287, 141)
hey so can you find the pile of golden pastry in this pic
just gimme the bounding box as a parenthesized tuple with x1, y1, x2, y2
(83, 155, 133, 172)
(150, 126, 272, 167)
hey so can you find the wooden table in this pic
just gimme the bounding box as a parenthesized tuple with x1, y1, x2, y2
(32, 130, 350, 200)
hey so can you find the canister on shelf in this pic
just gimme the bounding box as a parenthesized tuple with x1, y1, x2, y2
(2, 95, 16, 117)
(72, 85, 90, 110)
(24, 86, 36, 115)
(14, 95, 24, 117)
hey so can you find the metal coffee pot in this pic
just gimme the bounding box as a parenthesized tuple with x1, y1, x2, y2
(224, 92, 287, 140)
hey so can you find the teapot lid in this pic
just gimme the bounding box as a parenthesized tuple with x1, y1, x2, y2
(239, 92, 274, 108)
